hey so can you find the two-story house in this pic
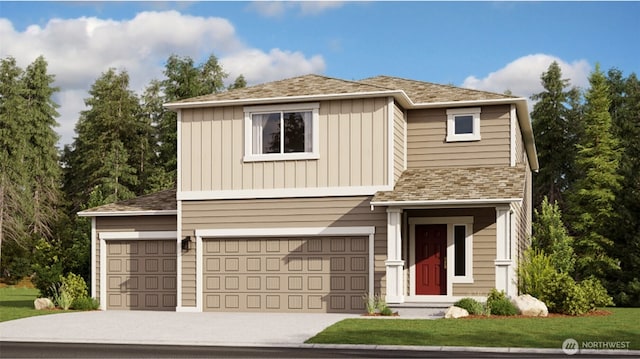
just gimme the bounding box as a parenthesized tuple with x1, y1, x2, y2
(79, 74, 538, 313)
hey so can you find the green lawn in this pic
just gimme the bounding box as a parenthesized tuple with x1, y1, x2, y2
(0, 287, 69, 322)
(307, 308, 640, 350)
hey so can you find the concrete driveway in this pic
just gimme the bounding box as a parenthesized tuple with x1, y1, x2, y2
(0, 311, 358, 346)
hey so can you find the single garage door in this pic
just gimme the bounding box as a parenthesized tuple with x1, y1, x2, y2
(203, 236, 368, 313)
(107, 240, 177, 310)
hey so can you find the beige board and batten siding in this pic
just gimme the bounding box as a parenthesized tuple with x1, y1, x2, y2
(393, 102, 406, 182)
(179, 98, 389, 193)
(406, 105, 511, 168)
(406, 208, 497, 297)
(95, 216, 177, 309)
(179, 196, 388, 309)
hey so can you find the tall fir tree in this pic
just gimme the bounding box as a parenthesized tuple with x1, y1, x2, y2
(0, 56, 61, 279)
(567, 64, 622, 281)
(62, 68, 144, 211)
(530, 61, 580, 211)
(606, 69, 640, 305)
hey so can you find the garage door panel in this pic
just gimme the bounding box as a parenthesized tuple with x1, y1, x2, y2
(106, 240, 176, 311)
(203, 237, 368, 313)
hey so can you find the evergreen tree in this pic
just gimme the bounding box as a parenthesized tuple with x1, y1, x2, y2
(607, 70, 640, 306)
(157, 54, 230, 184)
(228, 74, 247, 90)
(63, 68, 143, 211)
(0, 56, 61, 280)
(532, 197, 575, 274)
(530, 61, 580, 210)
(567, 64, 622, 281)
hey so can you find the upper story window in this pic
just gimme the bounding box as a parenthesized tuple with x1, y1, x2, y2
(244, 103, 319, 162)
(446, 107, 481, 142)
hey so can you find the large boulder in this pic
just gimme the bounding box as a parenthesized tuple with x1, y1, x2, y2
(512, 294, 548, 317)
(34, 298, 54, 310)
(444, 305, 469, 319)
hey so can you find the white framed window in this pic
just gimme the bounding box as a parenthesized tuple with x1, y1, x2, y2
(446, 107, 481, 142)
(452, 223, 473, 283)
(244, 103, 319, 162)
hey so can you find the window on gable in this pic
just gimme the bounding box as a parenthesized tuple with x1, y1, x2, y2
(446, 107, 481, 142)
(244, 103, 319, 161)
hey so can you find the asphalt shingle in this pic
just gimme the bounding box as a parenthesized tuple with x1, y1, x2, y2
(79, 189, 177, 214)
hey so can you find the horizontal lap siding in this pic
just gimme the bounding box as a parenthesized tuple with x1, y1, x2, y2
(407, 208, 496, 296)
(180, 98, 389, 192)
(406, 105, 511, 168)
(181, 196, 388, 303)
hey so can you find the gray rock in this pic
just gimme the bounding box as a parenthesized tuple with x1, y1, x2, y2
(512, 294, 548, 317)
(34, 297, 54, 310)
(444, 305, 469, 319)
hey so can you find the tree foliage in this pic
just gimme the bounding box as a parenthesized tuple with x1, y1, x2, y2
(567, 64, 622, 280)
(530, 61, 581, 210)
(0, 56, 61, 279)
(532, 197, 575, 274)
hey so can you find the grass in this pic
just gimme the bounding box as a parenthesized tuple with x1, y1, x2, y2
(0, 286, 70, 322)
(306, 308, 640, 350)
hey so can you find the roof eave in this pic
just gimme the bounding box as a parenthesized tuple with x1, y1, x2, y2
(514, 98, 539, 171)
(164, 90, 413, 110)
(370, 198, 523, 208)
(77, 210, 178, 217)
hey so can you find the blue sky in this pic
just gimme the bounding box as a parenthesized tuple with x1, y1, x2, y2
(1, 1, 638, 146)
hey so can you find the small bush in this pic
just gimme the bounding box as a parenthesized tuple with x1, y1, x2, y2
(72, 297, 100, 311)
(486, 289, 517, 316)
(454, 298, 484, 315)
(51, 283, 73, 310)
(61, 273, 88, 302)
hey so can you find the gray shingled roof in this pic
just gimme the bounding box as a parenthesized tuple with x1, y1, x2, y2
(78, 189, 177, 215)
(372, 166, 525, 204)
(167, 74, 514, 106)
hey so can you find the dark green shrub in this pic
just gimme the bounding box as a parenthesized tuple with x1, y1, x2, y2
(32, 261, 63, 298)
(486, 289, 517, 316)
(454, 298, 484, 315)
(72, 297, 100, 311)
(380, 306, 394, 316)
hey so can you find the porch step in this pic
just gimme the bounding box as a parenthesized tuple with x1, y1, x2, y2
(388, 303, 451, 319)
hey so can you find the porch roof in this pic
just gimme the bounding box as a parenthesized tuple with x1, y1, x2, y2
(77, 189, 177, 217)
(371, 166, 525, 206)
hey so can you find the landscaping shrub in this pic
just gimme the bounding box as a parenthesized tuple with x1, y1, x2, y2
(60, 272, 88, 302)
(517, 248, 556, 300)
(51, 283, 73, 310)
(32, 261, 63, 298)
(486, 290, 518, 316)
(454, 298, 484, 315)
(72, 296, 100, 310)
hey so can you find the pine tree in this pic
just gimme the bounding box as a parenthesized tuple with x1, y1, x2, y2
(532, 197, 575, 274)
(567, 64, 622, 280)
(530, 61, 580, 210)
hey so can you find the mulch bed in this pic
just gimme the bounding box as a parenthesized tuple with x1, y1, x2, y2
(462, 309, 612, 319)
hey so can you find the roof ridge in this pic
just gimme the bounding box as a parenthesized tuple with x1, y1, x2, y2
(361, 75, 517, 99)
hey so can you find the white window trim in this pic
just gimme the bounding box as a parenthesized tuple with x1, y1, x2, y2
(446, 107, 481, 142)
(243, 102, 320, 162)
(408, 217, 474, 298)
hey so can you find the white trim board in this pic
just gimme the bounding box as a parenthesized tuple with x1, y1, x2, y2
(78, 210, 177, 217)
(193, 226, 376, 312)
(178, 186, 391, 201)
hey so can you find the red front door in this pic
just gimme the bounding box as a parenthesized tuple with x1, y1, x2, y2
(416, 224, 446, 295)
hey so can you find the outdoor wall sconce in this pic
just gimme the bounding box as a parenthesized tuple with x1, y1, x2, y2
(181, 236, 191, 252)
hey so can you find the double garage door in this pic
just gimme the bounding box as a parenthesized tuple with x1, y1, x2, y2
(203, 236, 369, 313)
(106, 240, 177, 310)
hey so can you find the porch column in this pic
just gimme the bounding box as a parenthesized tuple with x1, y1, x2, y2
(495, 205, 516, 297)
(385, 208, 405, 303)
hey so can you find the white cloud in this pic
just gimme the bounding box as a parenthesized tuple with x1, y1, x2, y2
(248, 1, 344, 18)
(0, 11, 326, 146)
(462, 54, 591, 100)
